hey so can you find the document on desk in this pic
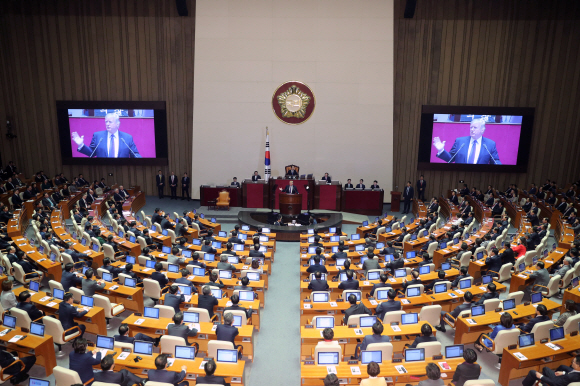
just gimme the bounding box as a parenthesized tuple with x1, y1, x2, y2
(110, 285, 119, 290)
(395, 365, 407, 374)
(134, 318, 146, 325)
(369, 299, 378, 306)
(46, 302, 57, 307)
(518, 274, 527, 279)
(466, 319, 477, 325)
(142, 268, 153, 272)
(455, 290, 464, 295)
(350, 366, 361, 375)
(329, 302, 337, 307)
(401, 299, 410, 304)
(389, 278, 397, 283)
(391, 325, 401, 332)
(39, 296, 51, 302)
(303, 304, 311, 309)
(0, 329, 10, 336)
(93, 348, 108, 358)
(8, 335, 23, 343)
(166, 358, 175, 366)
(545, 343, 562, 351)
(354, 329, 363, 335)
(327, 366, 337, 374)
(513, 352, 528, 360)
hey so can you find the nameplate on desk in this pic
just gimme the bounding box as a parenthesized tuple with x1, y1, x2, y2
(513, 352, 528, 360)
(369, 299, 378, 306)
(329, 302, 337, 307)
(350, 366, 361, 375)
(455, 290, 464, 294)
(466, 318, 477, 325)
(545, 342, 562, 351)
(517, 274, 527, 279)
(46, 302, 57, 307)
(401, 299, 410, 304)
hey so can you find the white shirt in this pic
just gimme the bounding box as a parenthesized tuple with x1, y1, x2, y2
(466, 137, 482, 164)
(107, 131, 119, 158)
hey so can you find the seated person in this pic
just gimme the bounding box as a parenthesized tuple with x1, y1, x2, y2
(417, 363, 444, 386)
(418, 252, 433, 267)
(369, 274, 391, 297)
(198, 285, 219, 319)
(343, 294, 371, 324)
(93, 354, 144, 386)
(424, 270, 446, 292)
(164, 285, 185, 313)
(407, 323, 436, 348)
(374, 289, 401, 321)
(216, 312, 243, 358)
(224, 294, 253, 320)
(475, 312, 515, 352)
(114, 323, 157, 345)
(451, 348, 481, 386)
(308, 271, 329, 291)
(0, 347, 36, 384)
(362, 252, 380, 272)
(361, 321, 391, 353)
(147, 354, 188, 386)
(521, 355, 580, 386)
(338, 269, 359, 290)
(175, 268, 195, 291)
(474, 283, 499, 305)
(309, 235, 323, 248)
(168, 311, 198, 346)
(69, 338, 102, 384)
(451, 267, 471, 288)
(100, 257, 122, 278)
(16, 291, 44, 321)
(150, 262, 169, 288)
(234, 276, 252, 291)
(385, 252, 404, 273)
(196, 359, 229, 386)
(401, 270, 422, 292)
(518, 304, 550, 333)
(436, 291, 474, 332)
(360, 361, 387, 386)
(554, 299, 577, 327)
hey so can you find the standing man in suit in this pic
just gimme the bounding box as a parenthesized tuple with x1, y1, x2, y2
(71, 113, 141, 158)
(344, 179, 354, 189)
(156, 170, 165, 199)
(356, 179, 365, 189)
(251, 171, 261, 181)
(197, 359, 229, 386)
(279, 180, 298, 194)
(433, 118, 501, 164)
(148, 354, 188, 386)
(181, 172, 190, 201)
(402, 181, 414, 214)
(169, 172, 178, 200)
(417, 175, 426, 201)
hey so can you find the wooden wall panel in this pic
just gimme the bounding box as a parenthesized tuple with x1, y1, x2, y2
(0, 0, 194, 194)
(393, 0, 580, 199)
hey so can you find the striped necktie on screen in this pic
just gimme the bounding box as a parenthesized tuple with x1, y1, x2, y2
(109, 134, 115, 158)
(467, 140, 478, 164)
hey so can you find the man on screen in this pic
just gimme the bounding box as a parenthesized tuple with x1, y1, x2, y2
(432, 118, 501, 164)
(71, 112, 141, 158)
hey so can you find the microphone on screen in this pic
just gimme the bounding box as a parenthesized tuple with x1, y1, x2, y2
(89, 138, 103, 158)
(482, 144, 498, 164)
(121, 138, 137, 158)
(447, 143, 465, 163)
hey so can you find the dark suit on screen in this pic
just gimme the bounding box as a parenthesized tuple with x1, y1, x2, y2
(436, 136, 501, 164)
(77, 130, 141, 158)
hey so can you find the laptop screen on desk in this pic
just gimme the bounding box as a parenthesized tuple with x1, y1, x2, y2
(144, 307, 159, 319)
(126, 256, 136, 264)
(242, 225, 250, 231)
(162, 246, 171, 254)
(502, 299, 516, 310)
(246, 272, 260, 281)
(445, 345, 464, 359)
(315, 317, 334, 329)
(218, 231, 227, 238)
(367, 271, 380, 281)
(360, 316, 377, 328)
(376, 242, 385, 249)
(355, 245, 364, 252)
(384, 254, 394, 263)
(238, 234, 247, 241)
(550, 327, 565, 341)
(308, 237, 315, 243)
(459, 279, 472, 289)
(168, 264, 179, 273)
(471, 305, 485, 317)
(259, 236, 269, 242)
(118, 230, 124, 238)
(181, 250, 192, 258)
(345, 291, 361, 301)
(238, 290, 254, 302)
(376, 289, 389, 300)
(407, 287, 420, 297)
(129, 235, 136, 243)
(175, 345, 196, 360)
(232, 315, 243, 327)
(192, 267, 205, 276)
(177, 286, 192, 296)
(434, 283, 447, 294)
(531, 292, 543, 304)
(212, 241, 222, 249)
(329, 227, 337, 233)
(519, 334, 535, 348)
(191, 239, 202, 246)
(145, 260, 156, 268)
(361, 350, 382, 364)
(404, 348, 425, 362)
(406, 251, 416, 259)
(134, 340, 153, 355)
(204, 253, 215, 262)
(362, 221, 369, 227)
(401, 313, 418, 325)
(330, 236, 340, 242)
(482, 275, 492, 284)
(53, 288, 64, 300)
(307, 229, 314, 235)
(102, 272, 113, 282)
(29, 379, 50, 386)
(124, 277, 136, 288)
(81, 296, 94, 308)
(411, 234, 417, 241)
(183, 312, 199, 323)
(419, 266, 431, 275)
(233, 245, 244, 252)
(308, 247, 317, 254)
(312, 293, 329, 303)
(29, 281, 39, 293)
(228, 255, 240, 264)
(96, 335, 114, 350)
(30, 322, 44, 337)
(476, 252, 483, 260)
(351, 234, 360, 241)
(317, 352, 339, 365)
(217, 349, 238, 363)
(441, 263, 451, 271)
(211, 289, 222, 299)
(440, 242, 447, 249)
(3, 315, 16, 329)
(394, 269, 407, 278)
(219, 270, 232, 279)
(211, 218, 216, 223)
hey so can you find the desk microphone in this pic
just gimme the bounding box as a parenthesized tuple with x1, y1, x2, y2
(89, 138, 103, 158)
(121, 138, 137, 158)
(482, 144, 498, 164)
(447, 143, 465, 163)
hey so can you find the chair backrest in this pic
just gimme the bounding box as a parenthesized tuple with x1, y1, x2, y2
(217, 191, 230, 203)
(314, 343, 342, 365)
(564, 313, 580, 335)
(366, 342, 393, 361)
(12, 263, 31, 284)
(402, 234, 411, 243)
(381, 310, 405, 324)
(376, 227, 386, 236)
(524, 251, 537, 266)
(427, 242, 438, 257)
(514, 257, 526, 272)
(226, 309, 248, 326)
(97, 268, 110, 279)
(497, 263, 514, 282)
(545, 275, 561, 297)
(93, 294, 116, 318)
(61, 253, 74, 266)
(186, 307, 211, 323)
(53, 366, 83, 386)
(483, 298, 501, 312)
(207, 340, 235, 358)
(419, 305, 442, 326)
(137, 236, 147, 250)
(70, 287, 85, 303)
(416, 341, 441, 357)
(114, 340, 133, 352)
(490, 328, 520, 354)
(474, 247, 485, 258)
(49, 280, 64, 293)
(43, 316, 70, 345)
(458, 251, 472, 267)
(101, 244, 116, 262)
(561, 269, 574, 288)
(506, 291, 524, 305)
(138, 255, 152, 266)
(464, 380, 495, 386)
(160, 335, 186, 355)
(531, 320, 554, 342)
(391, 222, 400, 231)
(406, 284, 424, 297)
(10, 307, 32, 328)
(143, 279, 162, 299)
(341, 290, 362, 301)
(167, 229, 176, 244)
(155, 305, 176, 319)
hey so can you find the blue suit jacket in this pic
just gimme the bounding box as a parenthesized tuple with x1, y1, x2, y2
(69, 351, 101, 384)
(437, 136, 501, 164)
(148, 369, 186, 384)
(78, 130, 141, 158)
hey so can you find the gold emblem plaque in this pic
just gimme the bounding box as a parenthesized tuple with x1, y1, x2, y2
(272, 81, 316, 125)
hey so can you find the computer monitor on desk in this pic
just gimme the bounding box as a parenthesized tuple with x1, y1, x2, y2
(345, 291, 361, 301)
(518, 334, 535, 348)
(434, 283, 447, 294)
(175, 345, 197, 360)
(96, 335, 114, 350)
(394, 269, 407, 278)
(471, 305, 485, 317)
(419, 266, 431, 275)
(360, 316, 377, 328)
(459, 279, 472, 289)
(502, 299, 516, 311)
(317, 352, 339, 365)
(445, 344, 464, 359)
(361, 350, 382, 364)
(183, 312, 200, 323)
(441, 262, 451, 271)
(406, 251, 416, 259)
(401, 313, 418, 325)
(144, 307, 160, 319)
(217, 349, 238, 364)
(134, 340, 154, 355)
(315, 316, 334, 329)
(404, 348, 425, 362)
(312, 293, 329, 303)
(531, 292, 543, 304)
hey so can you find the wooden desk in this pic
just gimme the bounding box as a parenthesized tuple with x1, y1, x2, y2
(300, 358, 466, 385)
(200, 186, 242, 207)
(453, 299, 561, 345)
(562, 286, 580, 314)
(58, 189, 87, 219)
(242, 180, 269, 208)
(122, 314, 255, 361)
(356, 217, 394, 238)
(0, 325, 56, 376)
(508, 248, 568, 293)
(499, 333, 580, 386)
(341, 189, 384, 216)
(96, 349, 246, 385)
(10, 236, 63, 282)
(315, 183, 341, 211)
(13, 287, 108, 336)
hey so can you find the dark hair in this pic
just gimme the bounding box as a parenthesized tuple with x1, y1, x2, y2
(537, 304, 548, 316)
(322, 327, 334, 340)
(348, 294, 357, 304)
(426, 362, 441, 380)
(387, 289, 396, 300)
(155, 262, 163, 271)
(230, 294, 240, 304)
(204, 359, 217, 376)
(346, 269, 354, 280)
(460, 266, 468, 275)
(438, 270, 445, 279)
(118, 323, 129, 336)
(372, 321, 384, 335)
(488, 283, 496, 293)
(101, 354, 115, 371)
(173, 311, 183, 324)
(241, 276, 250, 286)
(421, 323, 432, 336)
(462, 348, 477, 364)
(566, 299, 576, 312)
(154, 354, 168, 370)
(73, 338, 88, 353)
(464, 291, 473, 302)
(315, 271, 322, 279)
(380, 274, 388, 283)
(169, 285, 178, 294)
(500, 312, 513, 328)
(537, 261, 545, 269)
(323, 374, 339, 386)
(1, 280, 12, 292)
(18, 291, 30, 302)
(63, 293, 73, 302)
(367, 361, 380, 377)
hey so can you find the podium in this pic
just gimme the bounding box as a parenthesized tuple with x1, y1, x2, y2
(279, 193, 302, 216)
(390, 191, 401, 212)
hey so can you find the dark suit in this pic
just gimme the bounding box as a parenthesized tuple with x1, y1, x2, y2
(286, 169, 298, 177)
(165, 293, 185, 312)
(343, 303, 372, 324)
(282, 185, 298, 194)
(409, 335, 437, 348)
(69, 351, 101, 384)
(338, 279, 359, 290)
(62, 271, 82, 292)
(196, 375, 229, 385)
(0, 349, 35, 380)
(168, 323, 198, 344)
(16, 301, 43, 321)
(521, 315, 550, 333)
(308, 279, 329, 291)
(224, 304, 253, 320)
(522, 365, 580, 386)
(416, 179, 426, 201)
(370, 283, 392, 297)
(452, 362, 481, 386)
(402, 186, 414, 213)
(151, 271, 169, 289)
(216, 324, 239, 346)
(169, 175, 178, 199)
(77, 130, 141, 158)
(198, 294, 219, 318)
(201, 245, 217, 254)
(156, 174, 165, 198)
(475, 291, 499, 305)
(375, 299, 401, 320)
(344, 183, 353, 189)
(148, 369, 188, 386)
(11, 194, 22, 208)
(59, 301, 88, 337)
(485, 255, 502, 277)
(306, 264, 327, 274)
(356, 184, 365, 189)
(182, 176, 190, 200)
(251, 175, 261, 181)
(436, 136, 501, 164)
(93, 369, 143, 386)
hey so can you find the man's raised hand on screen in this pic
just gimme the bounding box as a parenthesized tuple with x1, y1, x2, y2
(71, 132, 84, 146)
(432, 137, 445, 152)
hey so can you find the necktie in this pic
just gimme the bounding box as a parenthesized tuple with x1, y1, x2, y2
(109, 135, 115, 157)
(467, 140, 478, 164)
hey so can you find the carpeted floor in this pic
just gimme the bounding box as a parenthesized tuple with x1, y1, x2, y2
(20, 196, 560, 385)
